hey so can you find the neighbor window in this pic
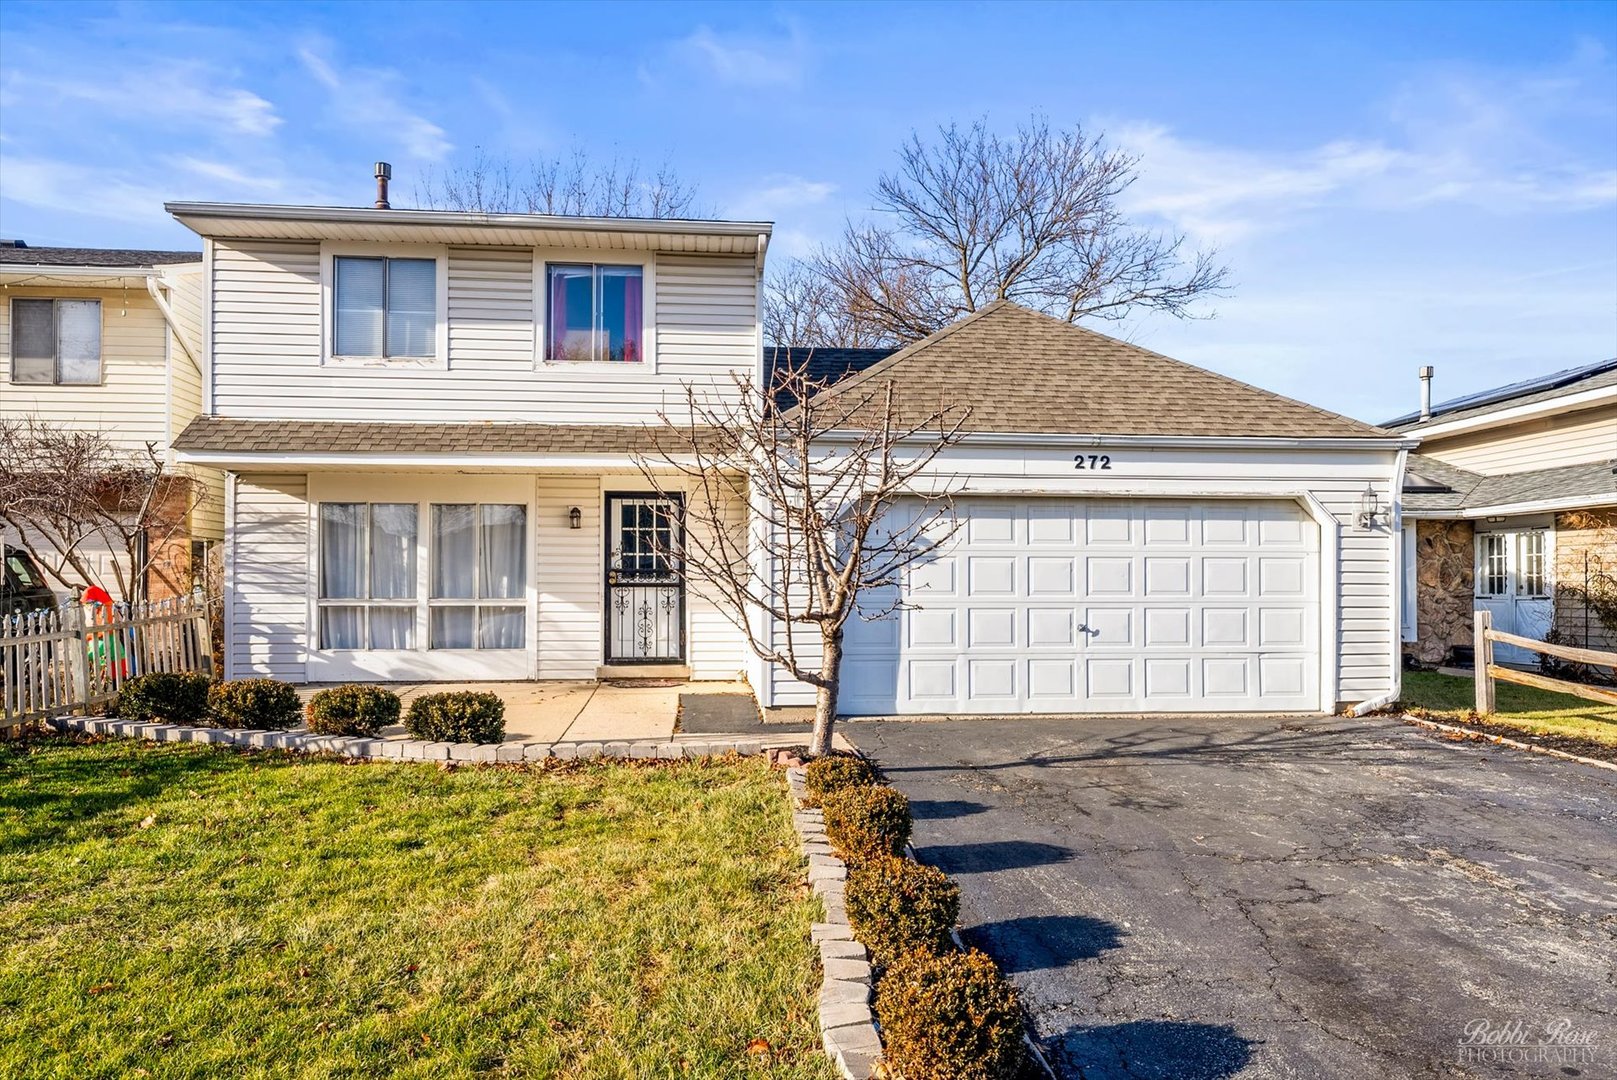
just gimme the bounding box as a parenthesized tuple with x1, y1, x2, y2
(9, 298, 101, 384)
(545, 263, 643, 362)
(318, 503, 419, 649)
(332, 256, 437, 358)
(429, 504, 527, 649)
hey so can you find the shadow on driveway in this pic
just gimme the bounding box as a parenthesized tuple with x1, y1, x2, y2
(1055, 1020, 1255, 1080)
(915, 839, 1077, 872)
(967, 914, 1126, 973)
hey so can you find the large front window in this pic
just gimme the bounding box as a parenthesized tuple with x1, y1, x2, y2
(333, 256, 437, 358)
(10, 298, 101, 384)
(545, 263, 643, 362)
(430, 504, 528, 649)
(316, 501, 527, 651)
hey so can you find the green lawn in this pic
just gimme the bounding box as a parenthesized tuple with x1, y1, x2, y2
(1399, 670, 1617, 748)
(0, 737, 835, 1080)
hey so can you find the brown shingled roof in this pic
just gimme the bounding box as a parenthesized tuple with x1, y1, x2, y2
(803, 301, 1395, 439)
(173, 417, 715, 456)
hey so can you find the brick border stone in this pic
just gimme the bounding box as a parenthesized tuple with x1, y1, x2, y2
(39, 715, 770, 764)
(785, 765, 882, 1079)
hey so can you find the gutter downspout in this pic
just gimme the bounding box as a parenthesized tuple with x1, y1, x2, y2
(1352, 447, 1410, 716)
(146, 276, 203, 377)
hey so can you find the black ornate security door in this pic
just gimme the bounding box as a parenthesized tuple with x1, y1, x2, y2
(605, 493, 685, 663)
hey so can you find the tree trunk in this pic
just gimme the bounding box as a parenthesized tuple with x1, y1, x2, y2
(810, 631, 844, 757)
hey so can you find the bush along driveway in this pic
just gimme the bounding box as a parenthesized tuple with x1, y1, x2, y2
(0, 734, 836, 1079)
(849, 714, 1617, 1080)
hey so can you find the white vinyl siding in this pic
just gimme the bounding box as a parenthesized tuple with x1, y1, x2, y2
(209, 242, 756, 422)
(1420, 403, 1617, 475)
(228, 474, 309, 680)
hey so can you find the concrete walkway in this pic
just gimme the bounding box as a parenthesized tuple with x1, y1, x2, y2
(298, 680, 765, 745)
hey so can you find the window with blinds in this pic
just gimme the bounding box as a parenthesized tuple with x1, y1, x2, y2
(9, 298, 102, 384)
(332, 256, 437, 359)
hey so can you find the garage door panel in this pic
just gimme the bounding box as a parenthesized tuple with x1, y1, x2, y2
(839, 497, 1321, 715)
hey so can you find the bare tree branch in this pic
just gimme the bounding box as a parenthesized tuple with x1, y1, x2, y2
(633, 358, 970, 755)
(413, 146, 708, 218)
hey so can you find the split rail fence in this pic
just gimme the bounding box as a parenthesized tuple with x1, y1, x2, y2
(1473, 608, 1617, 714)
(1, 596, 212, 729)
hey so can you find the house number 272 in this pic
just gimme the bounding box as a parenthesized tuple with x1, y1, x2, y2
(1073, 454, 1113, 470)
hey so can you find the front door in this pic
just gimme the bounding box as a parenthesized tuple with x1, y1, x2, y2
(1476, 528, 1553, 664)
(605, 493, 685, 664)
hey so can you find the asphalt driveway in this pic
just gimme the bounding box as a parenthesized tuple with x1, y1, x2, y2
(845, 715, 1617, 1079)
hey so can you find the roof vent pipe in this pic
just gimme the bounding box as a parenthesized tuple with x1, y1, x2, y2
(1419, 365, 1434, 422)
(373, 162, 392, 210)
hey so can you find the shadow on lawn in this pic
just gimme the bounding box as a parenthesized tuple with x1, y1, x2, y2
(0, 735, 256, 855)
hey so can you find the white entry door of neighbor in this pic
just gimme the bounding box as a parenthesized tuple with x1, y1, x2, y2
(840, 497, 1322, 715)
(1475, 528, 1553, 665)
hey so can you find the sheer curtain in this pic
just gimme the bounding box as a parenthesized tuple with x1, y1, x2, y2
(369, 504, 418, 649)
(479, 505, 527, 648)
(320, 503, 365, 649)
(431, 504, 477, 649)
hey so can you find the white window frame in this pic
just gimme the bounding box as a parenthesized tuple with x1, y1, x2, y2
(6, 295, 104, 385)
(533, 250, 656, 373)
(320, 242, 449, 369)
(1400, 522, 1418, 643)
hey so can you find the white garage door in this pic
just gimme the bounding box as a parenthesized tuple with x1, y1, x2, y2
(841, 498, 1321, 715)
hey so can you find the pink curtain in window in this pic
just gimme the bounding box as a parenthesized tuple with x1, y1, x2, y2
(622, 272, 643, 363)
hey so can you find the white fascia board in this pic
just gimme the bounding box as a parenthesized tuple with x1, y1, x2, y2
(165, 201, 772, 239)
(0, 265, 165, 283)
(821, 430, 1417, 451)
(173, 450, 711, 470)
(1406, 493, 1617, 519)
(1398, 385, 1617, 440)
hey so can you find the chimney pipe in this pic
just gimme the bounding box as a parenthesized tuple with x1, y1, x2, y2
(1419, 365, 1434, 421)
(373, 162, 392, 210)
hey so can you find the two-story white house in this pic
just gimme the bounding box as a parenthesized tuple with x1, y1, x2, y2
(168, 184, 1412, 715)
(1, 242, 224, 601)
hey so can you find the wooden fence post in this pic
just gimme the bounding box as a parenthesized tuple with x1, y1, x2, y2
(192, 599, 214, 678)
(1474, 608, 1495, 715)
(66, 605, 91, 715)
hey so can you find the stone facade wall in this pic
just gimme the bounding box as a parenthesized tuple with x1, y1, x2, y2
(1552, 508, 1617, 655)
(1408, 519, 1475, 664)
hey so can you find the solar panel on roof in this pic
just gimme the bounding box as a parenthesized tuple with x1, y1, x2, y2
(1384, 357, 1617, 426)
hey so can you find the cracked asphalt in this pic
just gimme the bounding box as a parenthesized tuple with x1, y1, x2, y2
(845, 714, 1617, 1079)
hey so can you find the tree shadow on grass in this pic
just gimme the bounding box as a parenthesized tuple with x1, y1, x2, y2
(965, 913, 1125, 973)
(1051, 1020, 1255, 1080)
(0, 735, 259, 856)
(913, 839, 1075, 873)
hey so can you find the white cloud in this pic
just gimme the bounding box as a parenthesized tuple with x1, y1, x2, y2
(5, 64, 280, 136)
(166, 156, 285, 192)
(727, 175, 836, 218)
(670, 24, 808, 87)
(296, 43, 452, 161)
(0, 158, 177, 224)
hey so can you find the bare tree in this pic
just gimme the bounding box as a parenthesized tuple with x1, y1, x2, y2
(763, 257, 898, 349)
(0, 417, 202, 603)
(790, 115, 1228, 345)
(636, 360, 970, 756)
(414, 146, 706, 218)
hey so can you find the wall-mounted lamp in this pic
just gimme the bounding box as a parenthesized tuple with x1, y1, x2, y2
(568, 506, 582, 530)
(1356, 484, 1386, 530)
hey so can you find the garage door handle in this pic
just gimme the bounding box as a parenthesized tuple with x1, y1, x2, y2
(1077, 623, 1100, 638)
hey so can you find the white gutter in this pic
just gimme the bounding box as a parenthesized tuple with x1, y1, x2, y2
(825, 430, 1418, 451)
(1408, 491, 1617, 519)
(1393, 384, 1617, 440)
(0, 264, 179, 282)
(173, 450, 712, 470)
(1351, 447, 1410, 717)
(145, 277, 203, 376)
(165, 201, 773, 239)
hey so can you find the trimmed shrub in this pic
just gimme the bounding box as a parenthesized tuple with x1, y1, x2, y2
(875, 947, 1026, 1080)
(306, 684, 401, 737)
(208, 678, 302, 730)
(803, 753, 876, 807)
(846, 854, 960, 964)
(115, 672, 212, 726)
(822, 783, 911, 864)
(404, 691, 506, 744)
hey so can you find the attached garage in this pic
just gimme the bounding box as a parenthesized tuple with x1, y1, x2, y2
(842, 497, 1321, 715)
(757, 302, 1414, 717)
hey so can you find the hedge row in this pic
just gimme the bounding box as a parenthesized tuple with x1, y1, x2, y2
(810, 752, 1026, 1080)
(112, 675, 504, 743)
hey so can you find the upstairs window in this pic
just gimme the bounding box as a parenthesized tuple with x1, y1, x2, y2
(9, 298, 101, 384)
(545, 264, 643, 362)
(333, 256, 436, 359)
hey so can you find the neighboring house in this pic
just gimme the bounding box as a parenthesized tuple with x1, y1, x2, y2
(166, 185, 1408, 715)
(0, 242, 224, 601)
(1388, 360, 1617, 667)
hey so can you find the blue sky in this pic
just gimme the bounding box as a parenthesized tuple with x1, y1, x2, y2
(1, 0, 1614, 424)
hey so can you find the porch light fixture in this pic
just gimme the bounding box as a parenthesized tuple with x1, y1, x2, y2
(568, 506, 582, 530)
(1356, 484, 1385, 530)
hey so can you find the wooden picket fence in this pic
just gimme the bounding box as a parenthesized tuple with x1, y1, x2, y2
(1473, 608, 1617, 714)
(1, 596, 213, 729)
